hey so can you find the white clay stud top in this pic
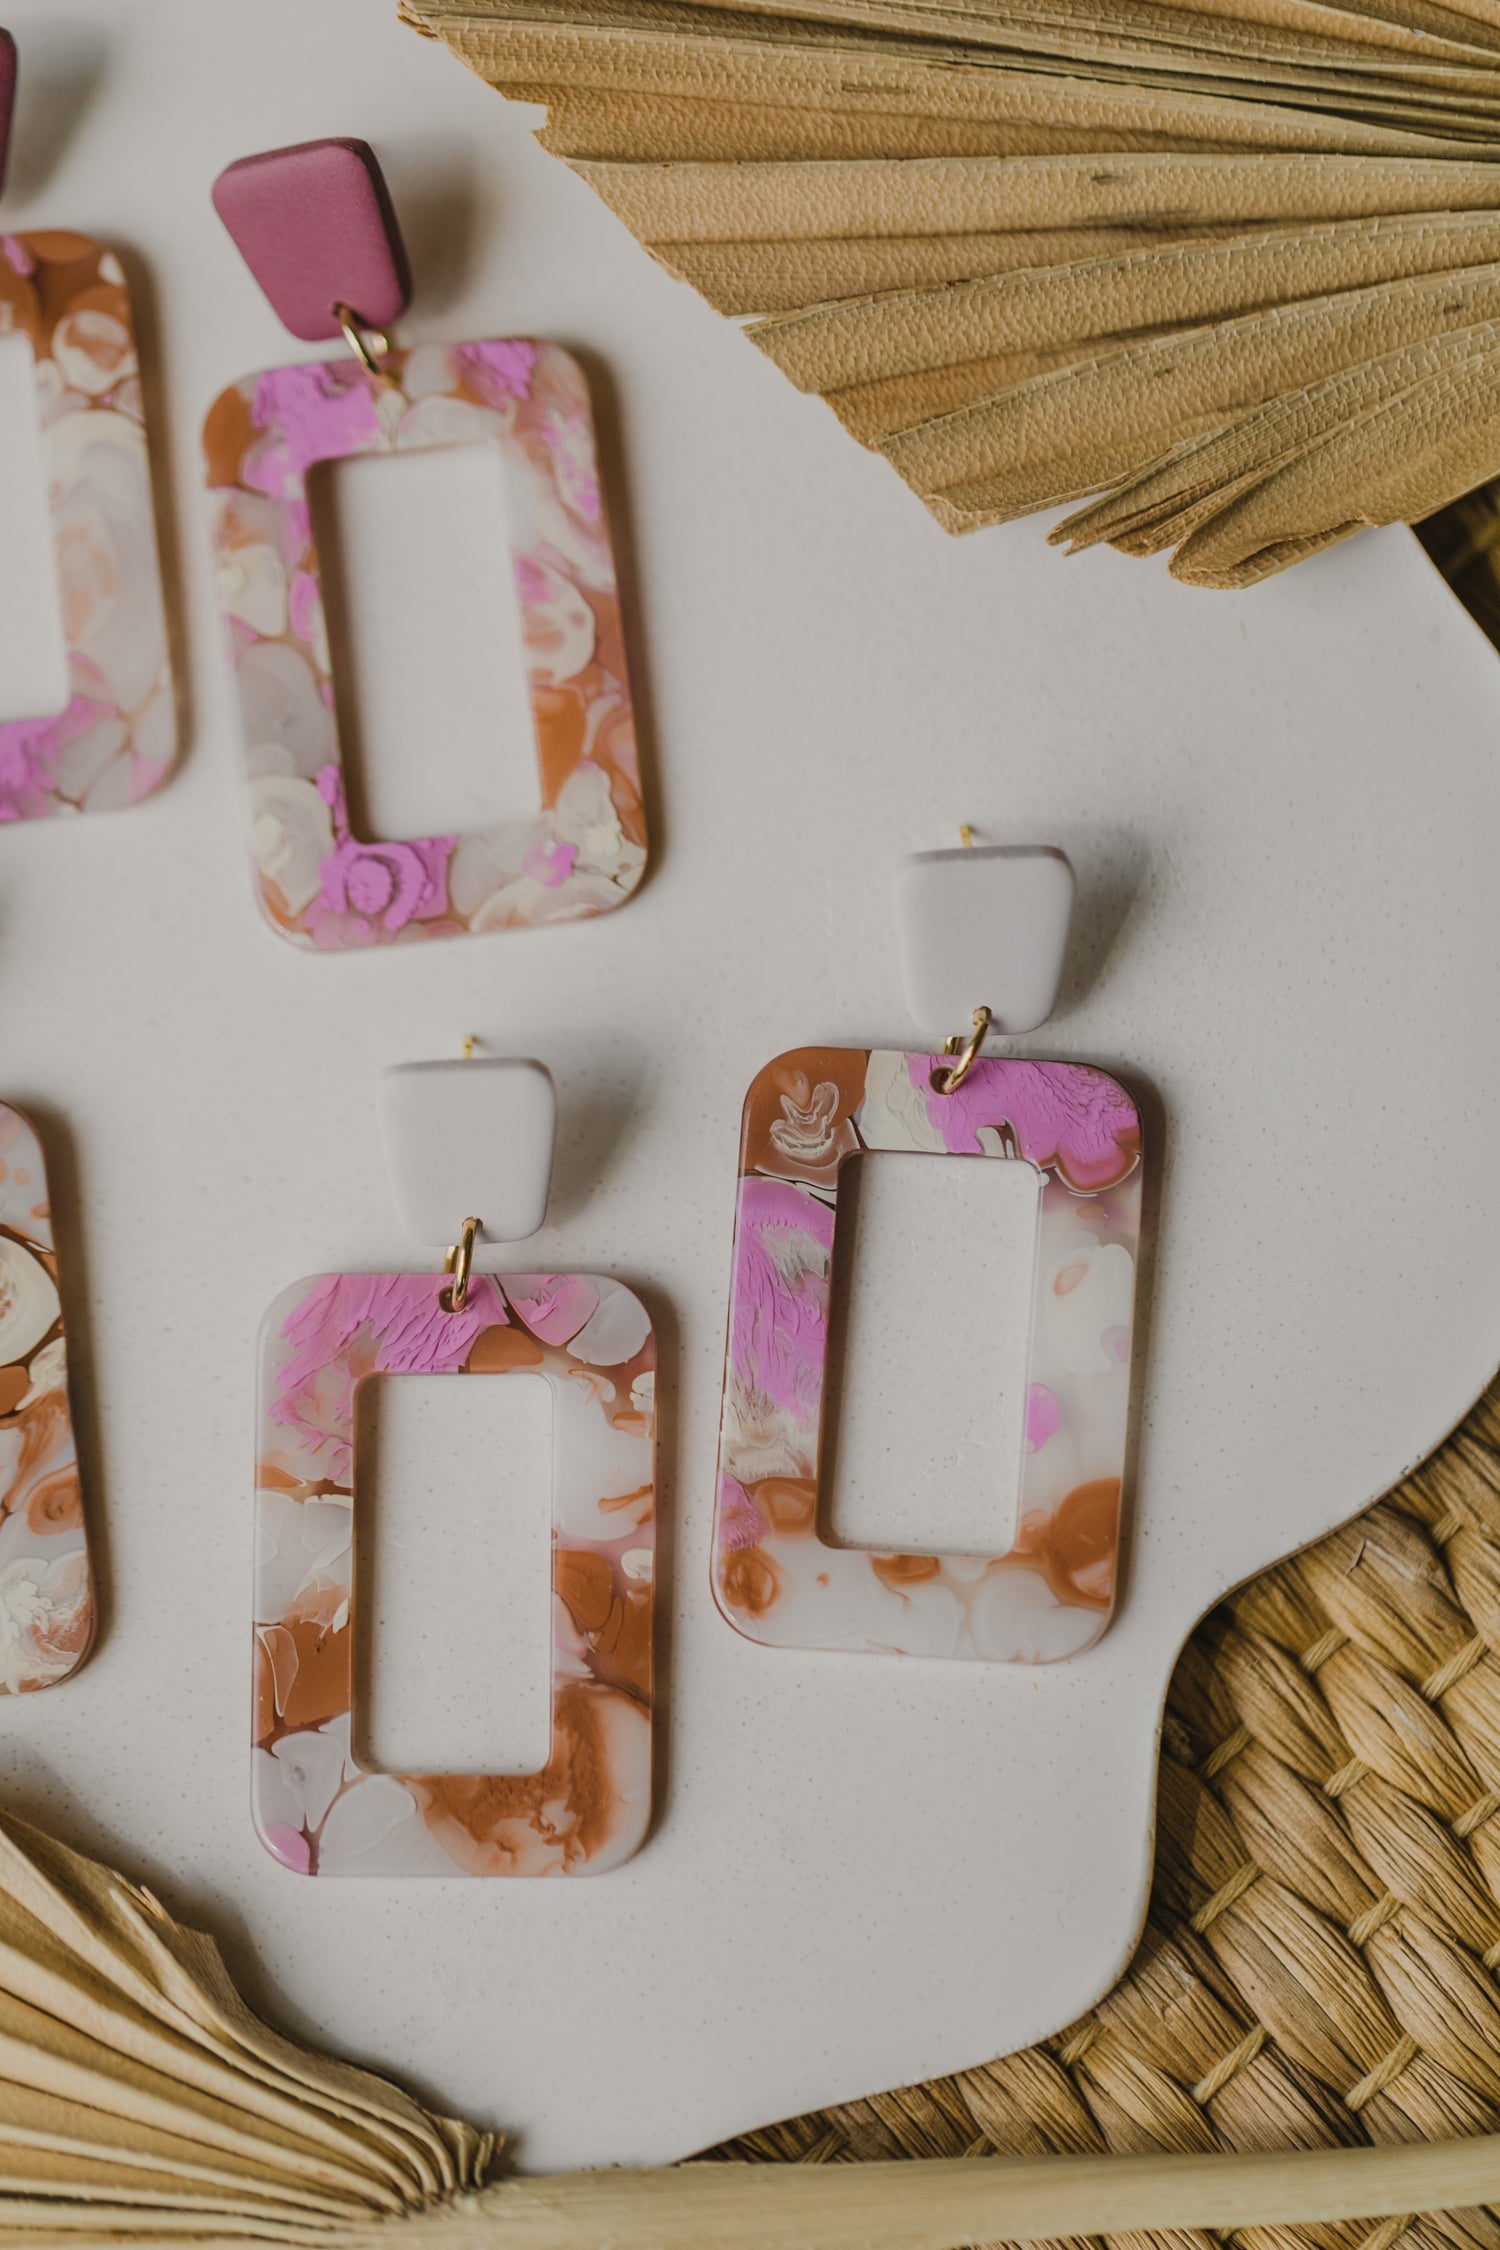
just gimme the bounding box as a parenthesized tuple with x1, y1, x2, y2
(894, 842, 1076, 1041)
(378, 1055, 557, 1247)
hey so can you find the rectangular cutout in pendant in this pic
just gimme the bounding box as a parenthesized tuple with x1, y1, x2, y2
(356, 1371, 553, 1778)
(310, 443, 537, 843)
(824, 1151, 1038, 1558)
(0, 335, 69, 724)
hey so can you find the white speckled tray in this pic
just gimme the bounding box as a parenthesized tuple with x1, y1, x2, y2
(0, 0, 1497, 2175)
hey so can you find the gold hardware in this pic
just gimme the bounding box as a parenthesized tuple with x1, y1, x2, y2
(933, 1006, 992, 1096)
(461, 1034, 477, 1060)
(332, 300, 400, 387)
(441, 1215, 479, 1313)
(959, 824, 975, 848)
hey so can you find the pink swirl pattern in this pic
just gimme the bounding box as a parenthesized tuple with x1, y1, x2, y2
(255, 1270, 656, 1876)
(205, 339, 646, 949)
(913, 1053, 1142, 1189)
(0, 233, 175, 819)
(713, 1048, 1145, 1664)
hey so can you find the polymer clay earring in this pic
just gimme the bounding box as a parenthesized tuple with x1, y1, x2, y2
(204, 136, 646, 950)
(0, 1102, 93, 1691)
(253, 1051, 657, 1876)
(713, 839, 1145, 1665)
(0, 30, 175, 820)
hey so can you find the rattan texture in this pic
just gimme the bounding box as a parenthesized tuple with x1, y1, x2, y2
(704, 1380, 1500, 2244)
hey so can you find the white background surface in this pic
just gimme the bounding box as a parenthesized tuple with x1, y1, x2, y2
(2, 0, 1500, 2174)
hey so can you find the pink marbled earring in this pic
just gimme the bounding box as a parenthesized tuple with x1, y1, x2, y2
(205, 136, 648, 952)
(712, 840, 1150, 1668)
(0, 28, 177, 822)
(253, 1048, 658, 1878)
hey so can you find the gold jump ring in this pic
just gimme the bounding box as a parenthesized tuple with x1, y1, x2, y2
(332, 300, 399, 387)
(934, 1006, 992, 1096)
(442, 1216, 480, 1314)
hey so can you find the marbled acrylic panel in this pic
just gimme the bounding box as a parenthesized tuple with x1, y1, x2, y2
(714, 1049, 1144, 1663)
(254, 1270, 656, 1876)
(0, 1104, 92, 1691)
(0, 232, 175, 819)
(205, 340, 647, 949)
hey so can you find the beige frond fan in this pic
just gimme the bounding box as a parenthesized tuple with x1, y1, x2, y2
(398, 0, 1500, 608)
(2, 1800, 1500, 2244)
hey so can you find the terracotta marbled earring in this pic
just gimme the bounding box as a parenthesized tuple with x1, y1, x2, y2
(0, 29, 176, 821)
(204, 136, 647, 951)
(0, 1103, 94, 1691)
(253, 1049, 657, 1877)
(712, 839, 1147, 1667)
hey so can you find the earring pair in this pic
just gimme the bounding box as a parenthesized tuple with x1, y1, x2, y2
(249, 843, 1147, 1876)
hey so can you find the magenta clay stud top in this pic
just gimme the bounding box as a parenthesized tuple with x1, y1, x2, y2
(211, 136, 411, 341)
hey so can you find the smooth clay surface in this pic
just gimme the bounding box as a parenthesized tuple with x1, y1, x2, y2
(1, 0, 1499, 2174)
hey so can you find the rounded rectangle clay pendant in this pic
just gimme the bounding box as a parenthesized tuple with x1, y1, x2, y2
(0, 1103, 93, 1690)
(255, 1270, 657, 1875)
(0, 232, 176, 819)
(713, 1048, 1142, 1664)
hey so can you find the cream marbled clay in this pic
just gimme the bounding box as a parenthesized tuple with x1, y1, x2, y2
(0, 233, 175, 819)
(254, 1271, 656, 1876)
(205, 340, 646, 948)
(713, 1050, 1144, 1663)
(0, 1105, 93, 1691)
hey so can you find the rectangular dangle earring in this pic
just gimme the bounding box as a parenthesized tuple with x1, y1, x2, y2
(713, 840, 1146, 1665)
(0, 1102, 94, 1690)
(0, 30, 176, 820)
(204, 137, 647, 949)
(253, 1051, 658, 1876)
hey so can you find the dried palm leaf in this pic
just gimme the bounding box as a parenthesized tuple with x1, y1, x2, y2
(0, 1811, 490, 2241)
(0, 1801, 1498, 2242)
(400, 0, 1500, 589)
